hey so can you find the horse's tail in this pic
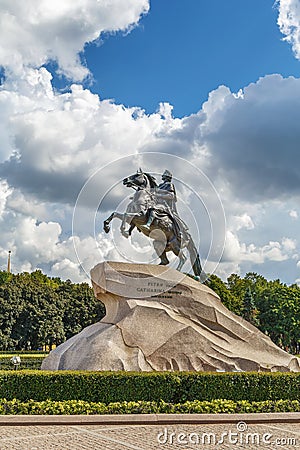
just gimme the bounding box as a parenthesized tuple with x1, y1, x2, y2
(187, 237, 205, 281)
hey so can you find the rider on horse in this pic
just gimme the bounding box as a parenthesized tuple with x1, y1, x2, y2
(143, 169, 189, 246)
(104, 168, 205, 279)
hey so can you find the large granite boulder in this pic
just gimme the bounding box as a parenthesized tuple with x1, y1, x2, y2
(42, 262, 300, 372)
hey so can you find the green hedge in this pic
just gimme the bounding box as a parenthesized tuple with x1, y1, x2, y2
(0, 398, 299, 415)
(0, 356, 45, 370)
(0, 351, 48, 355)
(1, 371, 300, 403)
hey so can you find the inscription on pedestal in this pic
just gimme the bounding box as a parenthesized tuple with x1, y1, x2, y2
(135, 280, 183, 298)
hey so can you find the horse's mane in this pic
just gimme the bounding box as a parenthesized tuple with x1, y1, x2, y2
(144, 173, 157, 188)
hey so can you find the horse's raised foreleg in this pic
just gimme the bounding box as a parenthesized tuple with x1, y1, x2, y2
(103, 212, 124, 233)
(120, 212, 138, 238)
(103, 212, 137, 238)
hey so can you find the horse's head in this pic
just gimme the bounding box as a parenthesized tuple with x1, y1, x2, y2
(123, 169, 157, 189)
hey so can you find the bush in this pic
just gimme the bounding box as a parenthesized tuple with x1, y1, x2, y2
(0, 398, 299, 415)
(174, 372, 300, 403)
(0, 351, 48, 355)
(0, 371, 300, 403)
(0, 355, 45, 370)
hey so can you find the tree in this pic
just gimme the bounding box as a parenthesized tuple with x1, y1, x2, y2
(10, 273, 65, 350)
(206, 274, 242, 315)
(242, 287, 259, 326)
(256, 283, 300, 353)
(0, 271, 13, 286)
(61, 282, 105, 340)
(227, 272, 268, 301)
(0, 278, 24, 349)
(0, 270, 105, 351)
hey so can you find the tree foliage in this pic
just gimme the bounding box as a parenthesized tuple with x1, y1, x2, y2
(205, 274, 242, 315)
(206, 272, 300, 354)
(0, 270, 105, 351)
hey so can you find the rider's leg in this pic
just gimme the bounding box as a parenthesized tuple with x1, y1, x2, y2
(143, 208, 155, 230)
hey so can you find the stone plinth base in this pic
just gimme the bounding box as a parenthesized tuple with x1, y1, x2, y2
(41, 262, 300, 372)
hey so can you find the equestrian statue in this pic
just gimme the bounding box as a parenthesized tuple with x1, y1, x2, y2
(103, 169, 205, 280)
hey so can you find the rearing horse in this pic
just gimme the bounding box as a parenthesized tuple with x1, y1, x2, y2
(103, 170, 204, 279)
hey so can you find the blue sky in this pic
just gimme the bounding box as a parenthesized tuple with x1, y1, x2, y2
(82, 0, 300, 117)
(1, 0, 300, 284)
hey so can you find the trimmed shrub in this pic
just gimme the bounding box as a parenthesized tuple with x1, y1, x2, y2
(0, 356, 45, 370)
(0, 371, 180, 402)
(0, 371, 300, 403)
(0, 398, 299, 415)
(0, 351, 48, 355)
(174, 372, 300, 402)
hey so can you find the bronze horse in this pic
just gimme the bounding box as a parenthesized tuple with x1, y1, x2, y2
(103, 170, 204, 279)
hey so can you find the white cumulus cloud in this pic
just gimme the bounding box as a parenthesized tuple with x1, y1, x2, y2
(0, 0, 149, 80)
(200, 75, 300, 202)
(222, 231, 296, 265)
(277, 0, 300, 60)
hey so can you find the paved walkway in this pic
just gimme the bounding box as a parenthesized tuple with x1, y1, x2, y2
(0, 415, 299, 449)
